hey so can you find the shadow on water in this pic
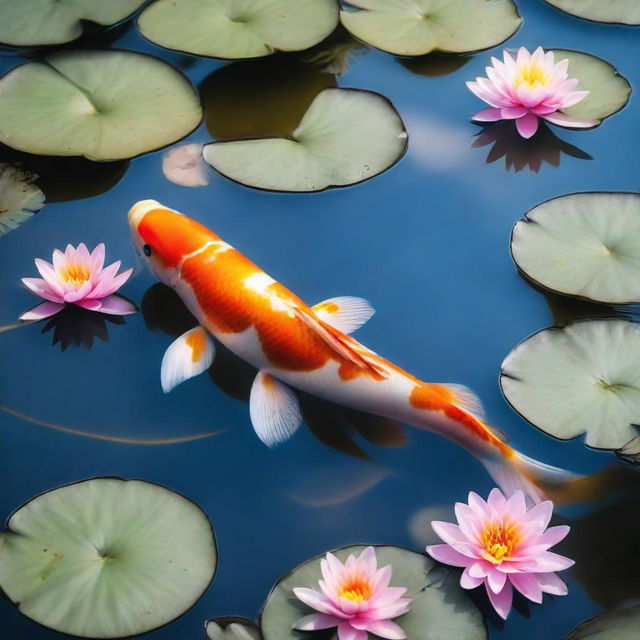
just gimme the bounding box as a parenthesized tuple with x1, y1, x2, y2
(199, 55, 336, 140)
(141, 283, 407, 462)
(398, 52, 472, 77)
(0, 145, 129, 202)
(37, 304, 128, 352)
(472, 121, 592, 173)
(553, 464, 640, 610)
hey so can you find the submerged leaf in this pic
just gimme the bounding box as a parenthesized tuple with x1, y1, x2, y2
(0, 50, 202, 161)
(260, 546, 485, 640)
(512, 192, 640, 304)
(501, 319, 640, 459)
(545, 0, 640, 26)
(340, 0, 521, 56)
(203, 88, 408, 192)
(138, 0, 339, 59)
(207, 618, 262, 640)
(0, 163, 44, 236)
(566, 606, 640, 639)
(0, 0, 146, 46)
(0, 478, 217, 638)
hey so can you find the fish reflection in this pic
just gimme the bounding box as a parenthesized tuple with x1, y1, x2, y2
(38, 303, 127, 351)
(472, 121, 592, 173)
(553, 465, 640, 610)
(141, 282, 406, 462)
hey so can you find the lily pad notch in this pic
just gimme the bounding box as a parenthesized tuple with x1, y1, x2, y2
(137, 0, 339, 60)
(0, 0, 148, 47)
(259, 545, 486, 640)
(0, 49, 203, 161)
(512, 192, 640, 304)
(203, 88, 408, 192)
(501, 319, 640, 462)
(0, 477, 217, 638)
(543, 0, 640, 26)
(339, 0, 522, 56)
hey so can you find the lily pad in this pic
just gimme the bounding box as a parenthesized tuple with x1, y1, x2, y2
(203, 88, 407, 192)
(207, 618, 262, 640)
(0, 477, 217, 638)
(0, 49, 202, 161)
(0, 0, 146, 47)
(550, 50, 631, 125)
(566, 606, 640, 639)
(200, 57, 336, 140)
(259, 545, 486, 640)
(0, 163, 45, 236)
(500, 319, 640, 459)
(340, 0, 522, 56)
(544, 1, 640, 26)
(137, 0, 339, 60)
(512, 192, 640, 304)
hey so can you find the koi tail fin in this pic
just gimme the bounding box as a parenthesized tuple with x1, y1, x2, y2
(483, 450, 581, 505)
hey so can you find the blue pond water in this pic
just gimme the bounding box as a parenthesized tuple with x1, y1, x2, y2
(1, 1, 639, 638)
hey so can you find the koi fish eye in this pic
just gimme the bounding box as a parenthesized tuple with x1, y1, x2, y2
(143, 244, 152, 257)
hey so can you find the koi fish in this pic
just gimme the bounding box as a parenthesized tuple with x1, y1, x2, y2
(129, 199, 570, 503)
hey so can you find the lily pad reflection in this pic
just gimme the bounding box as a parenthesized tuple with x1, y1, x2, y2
(206, 617, 262, 640)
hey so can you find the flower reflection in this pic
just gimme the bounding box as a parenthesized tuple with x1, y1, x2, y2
(38, 303, 127, 351)
(472, 120, 592, 172)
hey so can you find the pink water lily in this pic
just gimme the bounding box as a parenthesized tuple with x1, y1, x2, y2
(427, 489, 573, 620)
(467, 47, 598, 139)
(294, 546, 412, 640)
(20, 243, 136, 321)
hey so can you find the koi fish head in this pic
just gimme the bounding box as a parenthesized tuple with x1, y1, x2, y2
(128, 199, 218, 285)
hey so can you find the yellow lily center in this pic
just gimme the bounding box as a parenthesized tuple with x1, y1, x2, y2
(338, 577, 373, 603)
(61, 263, 91, 286)
(516, 63, 547, 88)
(481, 520, 520, 564)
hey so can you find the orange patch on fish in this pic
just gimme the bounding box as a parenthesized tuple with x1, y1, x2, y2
(317, 302, 340, 314)
(186, 329, 207, 363)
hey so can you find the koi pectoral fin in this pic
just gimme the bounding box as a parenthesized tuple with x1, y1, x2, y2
(250, 371, 302, 448)
(161, 326, 215, 393)
(312, 296, 375, 334)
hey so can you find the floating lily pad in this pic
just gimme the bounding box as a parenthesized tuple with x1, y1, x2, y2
(0, 163, 45, 236)
(545, 1, 640, 26)
(203, 88, 407, 192)
(512, 192, 640, 304)
(200, 57, 336, 140)
(259, 545, 485, 640)
(566, 606, 640, 639)
(0, 0, 146, 47)
(340, 0, 521, 56)
(207, 618, 262, 640)
(549, 50, 631, 125)
(137, 0, 339, 59)
(501, 320, 640, 459)
(0, 50, 202, 161)
(0, 478, 217, 638)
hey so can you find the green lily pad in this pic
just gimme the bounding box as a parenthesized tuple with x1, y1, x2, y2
(200, 56, 336, 140)
(0, 49, 202, 161)
(340, 0, 521, 56)
(137, 0, 339, 60)
(0, 478, 217, 638)
(203, 88, 407, 192)
(512, 192, 640, 304)
(0, 0, 146, 47)
(0, 163, 45, 236)
(566, 606, 640, 639)
(501, 319, 640, 459)
(545, 1, 640, 26)
(207, 618, 262, 640)
(550, 50, 631, 124)
(259, 545, 486, 640)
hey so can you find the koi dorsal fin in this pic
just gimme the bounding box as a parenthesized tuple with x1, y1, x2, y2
(312, 296, 375, 334)
(293, 306, 388, 379)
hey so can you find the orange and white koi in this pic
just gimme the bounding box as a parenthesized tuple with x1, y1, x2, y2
(129, 200, 570, 503)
